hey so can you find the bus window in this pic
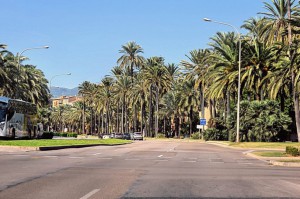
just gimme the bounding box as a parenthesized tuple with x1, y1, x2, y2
(0, 109, 6, 122)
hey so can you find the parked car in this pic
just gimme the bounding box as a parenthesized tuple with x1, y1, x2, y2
(123, 133, 131, 140)
(110, 133, 115, 138)
(133, 132, 143, 140)
(115, 134, 123, 139)
(99, 134, 110, 139)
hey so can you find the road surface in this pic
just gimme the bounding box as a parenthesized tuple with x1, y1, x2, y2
(0, 140, 300, 198)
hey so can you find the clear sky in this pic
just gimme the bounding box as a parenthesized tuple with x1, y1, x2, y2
(1, 0, 267, 88)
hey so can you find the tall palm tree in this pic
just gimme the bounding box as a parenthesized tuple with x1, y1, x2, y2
(143, 57, 172, 137)
(78, 81, 95, 134)
(181, 49, 211, 119)
(117, 41, 145, 80)
(178, 79, 200, 136)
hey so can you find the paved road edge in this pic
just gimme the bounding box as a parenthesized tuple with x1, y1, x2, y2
(0, 142, 132, 151)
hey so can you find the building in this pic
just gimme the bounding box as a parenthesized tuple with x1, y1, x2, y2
(51, 96, 82, 108)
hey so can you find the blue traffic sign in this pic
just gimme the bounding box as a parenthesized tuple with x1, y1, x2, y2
(200, 118, 206, 125)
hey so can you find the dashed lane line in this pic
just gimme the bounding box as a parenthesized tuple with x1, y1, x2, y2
(80, 189, 100, 199)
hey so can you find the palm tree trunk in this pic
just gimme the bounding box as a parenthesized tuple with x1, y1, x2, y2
(140, 100, 144, 135)
(82, 98, 85, 134)
(134, 105, 137, 132)
(117, 102, 119, 133)
(149, 85, 153, 136)
(189, 107, 193, 136)
(121, 95, 124, 134)
(155, 85, 159, 137)
(101, 112, 104, 134)
(201, 86, 205, 118)
(226, 90, 231, 121)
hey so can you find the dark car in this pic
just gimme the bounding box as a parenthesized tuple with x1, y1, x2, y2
(123, 133, 131, 140)
(115, 133, 123, 139)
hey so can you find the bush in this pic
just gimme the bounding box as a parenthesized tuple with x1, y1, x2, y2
(67, 133, 78, 138)
(203, 128, 228, 141)
(156, 133, 165, 138)
(191, 132, 201, 139)
(286, 146, 299, 156)
(53, 132, 60, 137)
(38, 131, 54, 139)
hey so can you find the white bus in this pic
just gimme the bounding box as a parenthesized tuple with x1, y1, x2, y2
(0, 96, 38, 139)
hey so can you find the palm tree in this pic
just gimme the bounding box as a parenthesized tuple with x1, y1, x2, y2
(178, 79, 200, 136)
(259, 0, 298, 44)
(242, 39, 277, 100)
(78, 81, 95, 134)
(207, 32, 241, 121)
(113, 74, 132, 133)
(143, 57, 172, 137)
(181, 49, 211, 119)
(117, 41, 145, 80)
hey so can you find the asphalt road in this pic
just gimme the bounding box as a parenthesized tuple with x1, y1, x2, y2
(0, 140, 300, 199)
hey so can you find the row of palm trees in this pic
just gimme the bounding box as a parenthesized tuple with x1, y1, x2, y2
(66, 0, 299, 142)
(2, 0, 300, 142)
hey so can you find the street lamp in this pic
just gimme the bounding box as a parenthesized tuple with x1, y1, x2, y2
(203, 18, 242, 142)
(49, 73, 72, 91)
(17, 45, 49, 99)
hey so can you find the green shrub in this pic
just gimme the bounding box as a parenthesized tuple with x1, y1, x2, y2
(286, 146, 299, 156)
(53, 132, 60, 136)
(203, 128, 228, 141)
(156, 133, 165, 138)
(67, 133, 78, 138)
(38, 131, 54, 139)
(191, 132, 200, 139)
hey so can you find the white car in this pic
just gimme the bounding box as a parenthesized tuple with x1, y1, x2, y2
(133, 132, 143, 140)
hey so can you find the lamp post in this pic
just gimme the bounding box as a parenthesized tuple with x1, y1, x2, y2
(17, 45, 49, 99)
(49, 73, 72, 91)
(203, 18, 241, 142)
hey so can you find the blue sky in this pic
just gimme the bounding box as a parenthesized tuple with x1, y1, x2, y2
(1, 0, 267, 88)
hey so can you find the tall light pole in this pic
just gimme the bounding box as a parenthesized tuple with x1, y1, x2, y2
(17, 45, 49, 99)
(49, 73, 72, 92)
(203, 18, 241, 142)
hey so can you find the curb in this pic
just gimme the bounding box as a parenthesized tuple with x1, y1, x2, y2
(269, 160, 300, 167)
(0, 142, 131, 151)
(38, 143, 130, 151)
(244, 152, 300, 167)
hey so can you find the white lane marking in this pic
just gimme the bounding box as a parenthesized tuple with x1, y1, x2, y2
(188, 157, 197, 160)
(243, 150, 254, 154)
(158, 155, 163, 158)
(125, 158, 140, 161)
(69, 156, 84, 159)
(155, 160, 168, 162)
(13, 154, 29, 157)
(44, 156, 58, 158)
(182, 161, 196, 163)
(91, 153, 102, 155)
(98, 157, 112, 160)
(80, 189, 100, 199)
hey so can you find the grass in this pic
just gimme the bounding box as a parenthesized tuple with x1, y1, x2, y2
(252, 151, 288, 157)
(0, 139, 131, 147)
(227, 142, 300, 149)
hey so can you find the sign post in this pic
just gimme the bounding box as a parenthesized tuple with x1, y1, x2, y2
(200, 118, 206, 140)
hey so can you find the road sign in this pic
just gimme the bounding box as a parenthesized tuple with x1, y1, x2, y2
(200, 118, 206, 125)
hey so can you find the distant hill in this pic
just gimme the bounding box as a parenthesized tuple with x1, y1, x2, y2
(50, 87, 79, 98)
